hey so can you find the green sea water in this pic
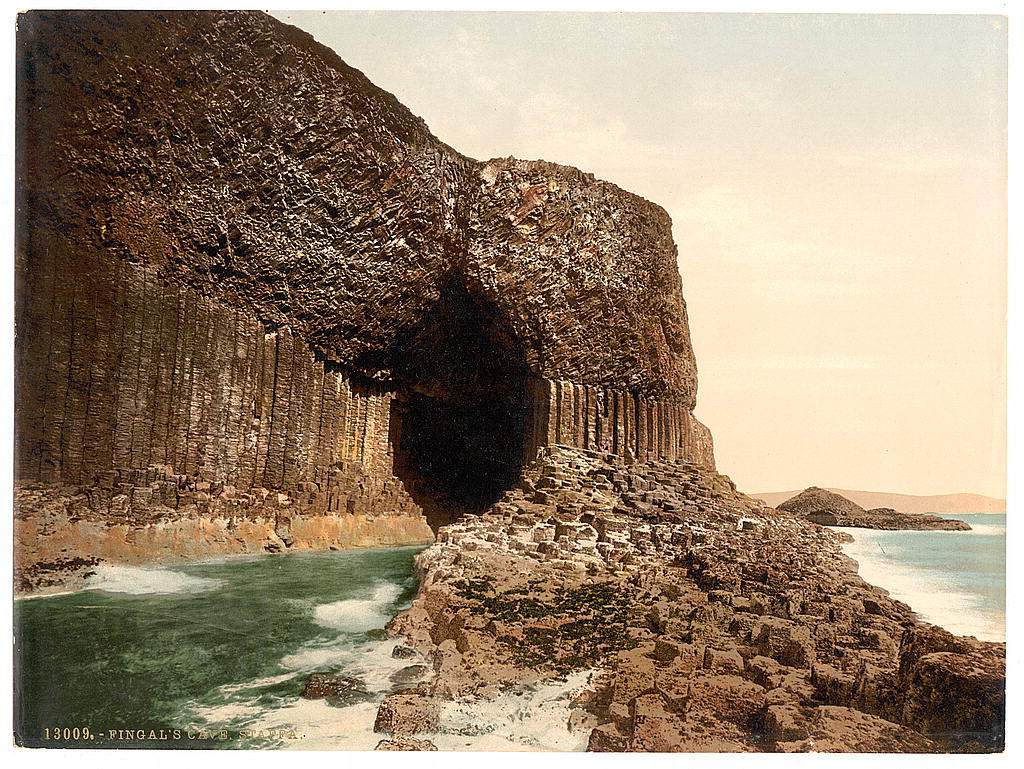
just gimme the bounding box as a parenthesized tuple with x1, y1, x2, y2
(17, 517, 1004, 750)
(14, 545, 594, 751)
(14, 547, 426, 750)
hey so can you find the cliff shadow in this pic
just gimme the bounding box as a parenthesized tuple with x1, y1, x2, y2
(386, 274, 532, 530)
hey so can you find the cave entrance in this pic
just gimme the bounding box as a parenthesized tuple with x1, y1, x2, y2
(387, 275, 532, 530)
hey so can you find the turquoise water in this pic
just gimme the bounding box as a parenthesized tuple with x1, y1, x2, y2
(836, 513, 1006, 641)
(14, 546, 593, 751)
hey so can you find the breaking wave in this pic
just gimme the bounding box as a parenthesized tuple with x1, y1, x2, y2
(175, 575, 432, 749)
(427, 669, 596, 752)
(960, 523, 1005, 537)
(83, 564, 224, 595)
(179, 661, 594, 752)
(311, 581, 404, 633)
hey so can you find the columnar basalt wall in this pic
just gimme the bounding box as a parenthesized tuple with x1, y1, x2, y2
(466, 158, 699, 405)
(15, 9, 715, 583)
(16, 235, 401, 489)
(14, 232, 436, 590)
(523, 379, 714, 469)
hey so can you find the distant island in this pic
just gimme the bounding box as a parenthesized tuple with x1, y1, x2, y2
(754, 488, 1005, 516)
(773, 487, 971, 531)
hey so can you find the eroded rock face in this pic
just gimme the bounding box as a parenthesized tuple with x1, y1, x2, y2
(14, 10, 1004, 754)
(778, 488, 970, 531)
(17, 10, 698, 402)
(15, 9, 713, 584)
(896, 626, 1005, 751)
(375, 737, 438, 751)
(382, 446, 1004, 753)
(466, 158, 698, 402)
(770, 706, 940, 753)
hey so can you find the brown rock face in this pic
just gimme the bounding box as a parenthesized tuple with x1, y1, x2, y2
(771, 706, 940, 753)
(16, 10, 699, 401)
(300, 674, 370, 706)
(375, 738, 438, 751)
(18, 10, 720, 581)
(14, 13, 1004, 753)
(777, 488, 970, 531)
(373, 692, 442, 737)
(896, 626, 1005, 751)
(14, 10, 713, 580)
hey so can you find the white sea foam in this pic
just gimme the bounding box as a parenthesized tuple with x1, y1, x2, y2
(178, 575, 430, 738)
(184, 696, 386, 750)
(280, 636, 429, 694)
(838, 528, 1005, 642)
(173, 566, 594, 751)
(215, 672, 298, 695)
(962, 523, 1006, 537)
(182, 667, 595, 751)
(83, 564, 223, 595)
(312, 581, 404, 633)
(178, 627, 591, 752)
(427, 669, 596, 752)
(178, 634, 431, 749)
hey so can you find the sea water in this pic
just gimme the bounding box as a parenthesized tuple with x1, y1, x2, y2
(836, 513, 1006, 642)
(14, 546, 592, 751)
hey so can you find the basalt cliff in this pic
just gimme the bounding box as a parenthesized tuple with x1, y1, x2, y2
(15, 10, 709, 592)
(14, 10, 1003, 753)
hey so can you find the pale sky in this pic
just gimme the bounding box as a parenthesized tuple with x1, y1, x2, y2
(270, 11, 1007, 498)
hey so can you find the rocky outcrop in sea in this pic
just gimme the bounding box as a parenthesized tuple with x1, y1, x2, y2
(776, 488, 971, 531)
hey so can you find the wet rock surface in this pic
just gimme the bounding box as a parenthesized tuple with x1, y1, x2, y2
(13, 468, 435, 594)
(374, 690, 442, 737)
(12, 556, 100, 596)
(383, 446, 1004, 753)
(778, 488, 971, 530)
(301, 673, 370, 707)
(375, 737, 439, 751)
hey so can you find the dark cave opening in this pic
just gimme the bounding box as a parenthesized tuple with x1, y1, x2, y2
(386, 275, 532, 530)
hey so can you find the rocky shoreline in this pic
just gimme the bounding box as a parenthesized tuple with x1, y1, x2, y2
(14, 466, 434, 596)
(371, 447, 1003, 752)
(848, 509, 972, 531)
(776, 487, 972, 531)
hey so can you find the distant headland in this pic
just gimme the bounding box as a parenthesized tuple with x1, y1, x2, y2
(753, 489, 1005, 516)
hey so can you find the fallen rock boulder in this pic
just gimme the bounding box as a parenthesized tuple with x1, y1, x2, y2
(373, 691, 442, 736)
(300, 673, 368, 706)
(375, 738, 439, 751)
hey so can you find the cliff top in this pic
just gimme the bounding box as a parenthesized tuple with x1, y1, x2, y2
(17, 9, 699, 404)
